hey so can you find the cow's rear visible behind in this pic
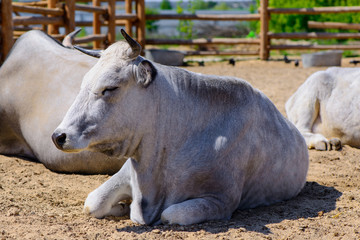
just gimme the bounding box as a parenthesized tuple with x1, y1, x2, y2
(0, 30, 124, 173)
(286, 67, 360, 150)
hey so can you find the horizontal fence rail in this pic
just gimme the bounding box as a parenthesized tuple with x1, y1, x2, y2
(270, 45, 360, 50)
(269, 32, 360, 39)
(145, 38, 260, 46)
(262, 3, 360, 60)
(74, 4, 107, 14)
(145, 11, 261, 57)
(268, 6, 360, 14)
(307, 21, 360, 30)
(12, 4, 64, 15)
(146, 13, 260, 21)
(13, 16, 63, 25)
(2, 0, 360, 63)
(186, 50, 259, 56)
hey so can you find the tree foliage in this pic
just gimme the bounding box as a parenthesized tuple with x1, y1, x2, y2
(176, 0, 194, 39)
(175, 0, 219, 39)
(268, 0, 360, 33)
(160, 0, 172, 10)
(190, 0, 217, 10)
(145, 8, 159, 33)
(213, 2, 229, 11)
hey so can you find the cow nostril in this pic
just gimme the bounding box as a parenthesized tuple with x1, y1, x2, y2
(57, 133, 66, 145)
(52, 132, 67, 149)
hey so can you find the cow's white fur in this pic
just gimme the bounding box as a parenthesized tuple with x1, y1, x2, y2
(54, 32, 309, 225)
(286, 67, 360, 150)
(0, 30, 125, 173)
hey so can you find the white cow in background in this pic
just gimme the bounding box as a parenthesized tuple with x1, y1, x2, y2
(53, 30, 309, 225)
(286, 67, 360, 150)
(0, 30, 124, 173)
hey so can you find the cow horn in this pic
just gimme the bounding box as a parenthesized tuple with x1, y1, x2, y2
(74, 45, 102, 58)
(62, 28, 82, 48)
(121, 29, 141, 59)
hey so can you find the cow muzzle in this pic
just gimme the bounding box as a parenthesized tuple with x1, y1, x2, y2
(52, 132, 67, 150)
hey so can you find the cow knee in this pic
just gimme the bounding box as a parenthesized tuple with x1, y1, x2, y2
(161, 204, 191, 225)
(161, 198, 230, 225)
(84, 186, 131, 219)
(83, 191, 111, 218)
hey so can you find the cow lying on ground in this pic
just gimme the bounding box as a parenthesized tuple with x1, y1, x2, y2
(52, 30, 309, 225)
(0, 30, 124, 173)
(286, 67, 360, 150)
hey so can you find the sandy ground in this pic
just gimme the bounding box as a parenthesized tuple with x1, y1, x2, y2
(1, 58, 360, 239)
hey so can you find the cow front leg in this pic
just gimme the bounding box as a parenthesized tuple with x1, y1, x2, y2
(304, 133, 341, 151)
(161, 197, 232, 225)
(84, 159, 132, 218)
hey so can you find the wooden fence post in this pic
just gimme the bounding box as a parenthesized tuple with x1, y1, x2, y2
(47, 0, 59, 35)
(260, 0, 269, 60)
(1, 0, 14, 63)
(93, 0, 101, 48)
(107, 0, 116, 46)
(64, 0, 75, 34)
(125, 0, 133, 36)
(136, 0, 145, 51)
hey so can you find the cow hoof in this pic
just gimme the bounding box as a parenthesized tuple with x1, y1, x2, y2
(314, 141, 328, 151)
(329, 138, 342, 151)
(314, 138, 341, 151)
(108, 202, 130, 217)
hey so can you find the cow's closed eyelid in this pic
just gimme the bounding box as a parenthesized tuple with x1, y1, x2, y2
(101, 87, 119, 96)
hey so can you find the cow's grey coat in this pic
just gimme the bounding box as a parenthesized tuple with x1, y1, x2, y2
(53, 33, 309, 225)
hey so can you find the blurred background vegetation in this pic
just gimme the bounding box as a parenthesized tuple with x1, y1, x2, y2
(148, 0, 360, 40)
(268, 0, 360, 34)
(145, 0, 360, 55)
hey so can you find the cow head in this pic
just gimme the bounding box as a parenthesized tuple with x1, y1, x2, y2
(52, 30, 157, 158)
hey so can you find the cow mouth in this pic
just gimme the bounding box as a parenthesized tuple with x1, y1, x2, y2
(100, 148, 117, 157)
(88, 142, 125, 158)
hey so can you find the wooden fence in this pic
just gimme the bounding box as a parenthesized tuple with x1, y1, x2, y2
(264, 5, 360, 59)
(0, 0, 146, 63)
(1, 0, 360, 64)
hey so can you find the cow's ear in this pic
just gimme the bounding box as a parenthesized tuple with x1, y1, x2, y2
(137, 60, 157, 88)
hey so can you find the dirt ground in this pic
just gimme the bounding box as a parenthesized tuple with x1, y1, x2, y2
(1, 58, 360, 239)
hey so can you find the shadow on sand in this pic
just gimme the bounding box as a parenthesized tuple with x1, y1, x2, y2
(115, 181, 342, 234)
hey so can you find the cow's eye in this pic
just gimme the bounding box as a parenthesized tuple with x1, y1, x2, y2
(102, 87, 118, 96)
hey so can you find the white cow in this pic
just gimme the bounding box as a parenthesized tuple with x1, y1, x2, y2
(53, 30, 309, 225)
(286, 67, 360, 150)
(0, 30, 125, 173)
